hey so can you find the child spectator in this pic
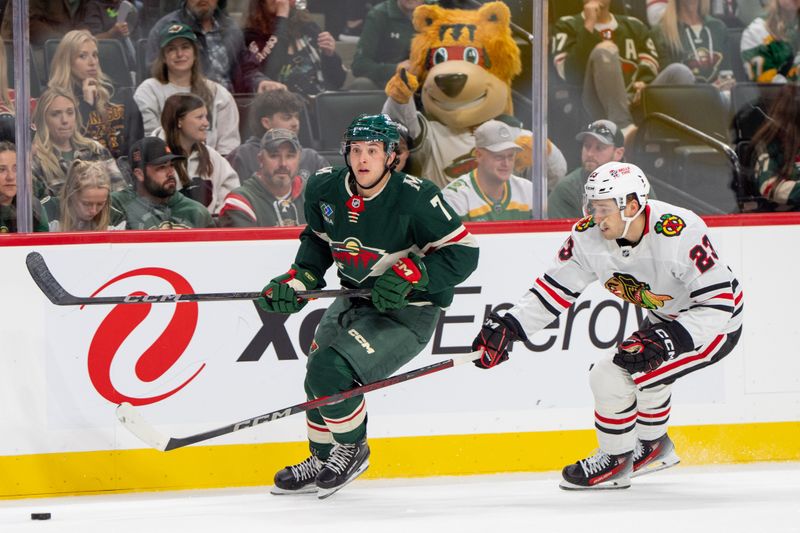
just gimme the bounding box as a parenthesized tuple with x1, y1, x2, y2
(32, 87, 124, 198)
(43, 159, 124, 231)
(741, 0, 800, 83)
(112, 136, 215, 228)
(218, 128, 305, 227)
(241, 0, 346, 98)
(156, 93, 239, 214)
(135, 23, 240, 156)
(441, 120, 533, 221)
(48, 30, 144, 159)
(751, 83, 800, 209)
(226, 88, 328, 181)
(0, 142, 49, 232)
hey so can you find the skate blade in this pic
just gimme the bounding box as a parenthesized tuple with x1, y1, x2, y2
(317, 460, 370, 500)
(558, 477, 631, 491)
(270, 485, 318, 495)
(631, 454, 680, 478)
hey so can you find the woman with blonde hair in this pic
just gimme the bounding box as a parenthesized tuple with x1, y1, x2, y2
(44, 159, 124, 231)
(741, 0, 800, 83)
(48, 29, 143, 158)
(650, 0, 733, 86)
(32, 87, 124, 198)
(134, 23, 240, 156)
(156, 93, 239, 214)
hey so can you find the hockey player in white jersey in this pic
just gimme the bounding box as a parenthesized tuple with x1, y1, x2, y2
(472, 161, 743, 490)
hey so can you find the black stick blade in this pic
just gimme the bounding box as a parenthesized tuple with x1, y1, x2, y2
(25, 252, 75, 305)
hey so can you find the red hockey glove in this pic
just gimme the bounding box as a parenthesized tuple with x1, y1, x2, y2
(471, 313, 525, 369)
(371, 253, 429, 312)
(258, 265, 319, 314)
(614, 323, 691, 374)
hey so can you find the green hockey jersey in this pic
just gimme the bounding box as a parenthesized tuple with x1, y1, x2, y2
(740, 17, 800, 82)
(296, 166, 479, 308)
(650, 16, 730, 82)
(552, 12, 659, 90)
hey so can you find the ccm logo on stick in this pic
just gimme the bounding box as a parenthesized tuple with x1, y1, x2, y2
(123, 294, 180, 303)
(233, 409, 293, 430)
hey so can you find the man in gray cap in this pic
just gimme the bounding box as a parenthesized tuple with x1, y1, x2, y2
(218, 128, 305, 227)
(548, 119, 626, 220)
(442, 119, 533, 221)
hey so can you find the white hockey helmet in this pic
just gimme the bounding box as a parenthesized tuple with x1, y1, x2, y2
(583, 162, 650, 239)
(584, 161, 650, 210)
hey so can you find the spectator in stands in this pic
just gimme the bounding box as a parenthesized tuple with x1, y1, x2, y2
(218, 128, 305, 227)
(650, 0, 735, 89)
(43, 159, 124, 231)
(552, 0, 661, 137)
(394, 121, 413, 172)
(227, 89, 328, 181)
(0, 42, 14, 115)
(146, 0, 260, 93)
(83, 0, 138, 65)
(751, 83, 800, 209)
(548, 119, 626, 219)
(1, 0, 91, 46)
(32, 87, 124, 198)
(441, 120, 532, 222)
(351, 0, 422, 89)
(156, 93, 239, 214)
(741, 0, 800, 83)
(0, 142, 49, 232)
(241, 0, 346, 98)
(112, 136, 215, 228)
(648, 0, 670, 25)
(135, 23, 240, 156)
(48, 30, 145, 159)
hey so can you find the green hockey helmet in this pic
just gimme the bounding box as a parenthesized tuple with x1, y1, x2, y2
(341, 113, 400, 157)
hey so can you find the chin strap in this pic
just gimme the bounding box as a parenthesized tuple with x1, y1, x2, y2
(618, 202, 646, 240)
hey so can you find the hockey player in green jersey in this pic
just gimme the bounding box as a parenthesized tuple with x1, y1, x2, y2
(259, 114, 479, 499)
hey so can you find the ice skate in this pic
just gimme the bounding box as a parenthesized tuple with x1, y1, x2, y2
(559, 449, 633, 490)
(316, 440, 370, 499)
(632, 434, 680, 478)
(270, 453, 324, 495)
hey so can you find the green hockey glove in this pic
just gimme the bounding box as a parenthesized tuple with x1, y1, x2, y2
(258, 265, 319, 314)
(371, 253, 429, 313)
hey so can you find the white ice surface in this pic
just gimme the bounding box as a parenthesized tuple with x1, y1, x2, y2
(1, 462, 799, 533)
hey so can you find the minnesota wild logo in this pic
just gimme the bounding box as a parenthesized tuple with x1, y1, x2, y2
(604, 272, 673, 310)
(575, 215, 595, 232)
(330, 237, 386, 283)
(654, 214, 685, 237)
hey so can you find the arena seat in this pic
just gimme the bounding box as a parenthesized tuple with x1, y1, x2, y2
(313, 90, 388, 151)
(4, 41, 43, 98)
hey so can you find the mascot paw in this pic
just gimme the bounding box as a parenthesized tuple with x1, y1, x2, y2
(513, 134, 533, 173)
(385, 68, 419, 104)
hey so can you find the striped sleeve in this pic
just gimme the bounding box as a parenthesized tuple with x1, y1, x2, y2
(218, 192, 257, 227)
(507, 233, 597, 338)
(675, 231, 741, 347)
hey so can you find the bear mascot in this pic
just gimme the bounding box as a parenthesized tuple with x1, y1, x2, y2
(382, 1, 565, 190)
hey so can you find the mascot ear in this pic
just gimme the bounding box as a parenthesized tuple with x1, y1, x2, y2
(413, 4, 443, 32)
(478, 1, 511, 28)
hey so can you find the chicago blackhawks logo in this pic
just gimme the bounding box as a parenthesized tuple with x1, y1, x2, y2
(604, 272, 673, 310)
(331, 237, 386, 283)
(575, 215, 595, 232)
(654, 214, 685, 237)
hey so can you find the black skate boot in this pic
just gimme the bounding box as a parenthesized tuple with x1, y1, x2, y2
(271, 453, 325, 495)
(632, 434, 680, 478)
(559, 449, 633, 490)
(315, 439, 370, 499)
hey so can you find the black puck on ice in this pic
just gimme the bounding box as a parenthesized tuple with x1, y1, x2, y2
(31, 512, 51, 520)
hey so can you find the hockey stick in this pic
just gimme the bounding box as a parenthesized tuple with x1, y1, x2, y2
(25, 251, 369, 306)
(117, 349, 483, 451)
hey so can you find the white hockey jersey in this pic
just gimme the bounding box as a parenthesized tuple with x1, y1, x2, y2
(508, 200, 743, 349)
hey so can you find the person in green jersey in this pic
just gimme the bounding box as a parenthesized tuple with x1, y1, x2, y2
(111, 137, 214, 229)
(442, 119, 533, 222)
(259, 113, 479, 499)
(0, 142, 49, 233)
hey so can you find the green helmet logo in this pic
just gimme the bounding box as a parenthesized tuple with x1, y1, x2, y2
(341, 113, 401, 156)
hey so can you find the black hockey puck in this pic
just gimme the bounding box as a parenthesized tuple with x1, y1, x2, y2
(31, 512, 51, 520)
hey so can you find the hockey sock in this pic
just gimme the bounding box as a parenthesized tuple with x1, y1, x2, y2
(636, 385, 672, 441)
